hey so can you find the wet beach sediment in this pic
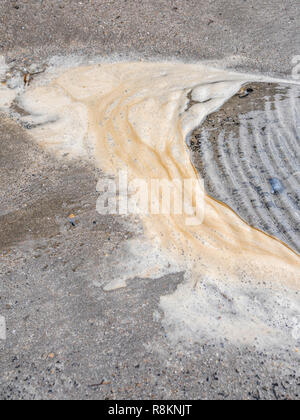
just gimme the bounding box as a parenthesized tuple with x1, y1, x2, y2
(0, 60, 299, 400)
(190, 82, 300, 254)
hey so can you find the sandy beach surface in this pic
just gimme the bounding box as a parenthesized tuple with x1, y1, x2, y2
(0, 0, 299, 400)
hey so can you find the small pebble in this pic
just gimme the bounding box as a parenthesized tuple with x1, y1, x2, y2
(239, 87, 254, 98)
(269, 178, 284, 194)
(67, 214, 76, 226)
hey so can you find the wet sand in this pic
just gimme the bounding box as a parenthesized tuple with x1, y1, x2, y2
(1, 58, 299, 369)
(0, 0, 300, 401)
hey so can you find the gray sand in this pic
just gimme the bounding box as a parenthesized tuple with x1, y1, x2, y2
(0, 0, 299, 400)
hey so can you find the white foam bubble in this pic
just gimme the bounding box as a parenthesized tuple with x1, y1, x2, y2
(160, 275, 300, 351)
(100, 237, 181, 291)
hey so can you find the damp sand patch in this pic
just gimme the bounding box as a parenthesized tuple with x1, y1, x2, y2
(1, 58, 299, 351)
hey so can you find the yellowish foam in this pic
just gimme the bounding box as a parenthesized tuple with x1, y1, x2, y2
(3, 59, 300, 348)
(14, 61, 299, 290)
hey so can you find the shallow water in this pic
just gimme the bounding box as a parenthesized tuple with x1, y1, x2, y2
(190, 82, 300, 254)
